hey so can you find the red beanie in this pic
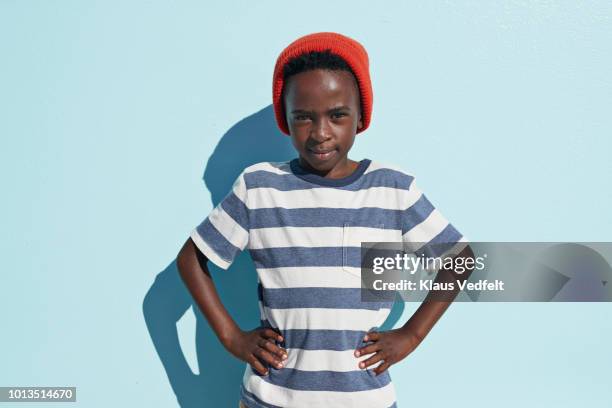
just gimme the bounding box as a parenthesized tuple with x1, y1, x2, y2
(272, 32, 373, 136)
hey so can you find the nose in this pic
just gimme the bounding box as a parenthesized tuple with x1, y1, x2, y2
(309, 117, 332, 143)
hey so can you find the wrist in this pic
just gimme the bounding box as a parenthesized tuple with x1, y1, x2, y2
(219, 325, 242, 349)
(398, 323, 427, 343)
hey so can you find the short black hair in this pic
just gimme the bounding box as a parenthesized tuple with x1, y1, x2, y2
(282, 49, 356, 82)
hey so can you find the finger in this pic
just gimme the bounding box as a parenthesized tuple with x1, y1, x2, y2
(354, 341, 382, 357)
(262, 328, 284, 342)
(363, 331, 380, 342)
(254, 346, 284, 369)
(358, 351, 385, 369)
(248, 355, 269, 376)
(260, 338, 288, 360)
(374, 360, 391, 376)
(259, 337, 288, 359)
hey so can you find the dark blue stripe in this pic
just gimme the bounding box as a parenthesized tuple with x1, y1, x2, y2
(249, 207, 404, 229)
(290, 158, 371, 187)
(220, 191, 249, 231)
(281, 328, 370, 351)
(258, 324, 387, 352)
(257, 281, 263, 302)
(400, 193, 435, 235)
(195, 219, 240, 263)
(260, 285, 394, 311)
(259, 366, 391, 392)
(251, 246, 344, 268)
(250, 246, 401, 269)
(249, 195, 434, 231)
(244, 167, 413, 192)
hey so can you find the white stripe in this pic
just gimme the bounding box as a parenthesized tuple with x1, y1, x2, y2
(283, 348, 380, 372)
(245, 161, 292, 176)
(257, 266, 361, 288)
(208, 206, 248, 249)
(189, 228, 231, 270)
(258, 300, 265, 320)
(247, 186, 421, 210)
(263, 306, 391, 331)
(243, 365, 397, 408)
(249, 226, 402, 250)
(401, 208, 450, 251)
(231, 172, 248, 199)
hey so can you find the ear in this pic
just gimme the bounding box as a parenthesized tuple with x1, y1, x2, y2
(357, 114, 364, 130)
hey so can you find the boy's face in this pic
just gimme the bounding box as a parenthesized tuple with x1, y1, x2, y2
(283, 69, 363, 175)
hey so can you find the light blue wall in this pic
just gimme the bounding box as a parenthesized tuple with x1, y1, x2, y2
(1, 1, 611, 407)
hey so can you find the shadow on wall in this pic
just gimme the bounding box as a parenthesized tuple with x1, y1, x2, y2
(142, 104, 404, 407)
(142, 105, 294, 407)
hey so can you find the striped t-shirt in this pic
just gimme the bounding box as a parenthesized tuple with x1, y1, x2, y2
(190, 158, 466, 408)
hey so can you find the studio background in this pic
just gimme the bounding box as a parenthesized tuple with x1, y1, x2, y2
(1, 1, 611, 407)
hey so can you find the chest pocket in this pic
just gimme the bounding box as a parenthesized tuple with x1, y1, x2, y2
(343, 222, 391, 277)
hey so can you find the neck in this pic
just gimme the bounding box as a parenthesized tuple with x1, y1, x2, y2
(298, 156, 359, 179)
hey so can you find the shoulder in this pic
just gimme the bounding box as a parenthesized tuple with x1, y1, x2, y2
(242, 161, 293, 176)
(238, 161, 294, 190)
(365, 160, 417, 190)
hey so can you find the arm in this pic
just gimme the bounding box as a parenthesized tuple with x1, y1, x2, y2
(176, 237, 241, 346)
(398, 244, 475, 339)
(176, 237, 288, 375)
(355, 244, 475, 374)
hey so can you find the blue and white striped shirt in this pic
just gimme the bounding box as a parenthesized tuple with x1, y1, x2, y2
(191, 158, 466, 408)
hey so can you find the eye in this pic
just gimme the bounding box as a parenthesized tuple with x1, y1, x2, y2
(331, 112, 347, 119)
(294, 114, 311, 121)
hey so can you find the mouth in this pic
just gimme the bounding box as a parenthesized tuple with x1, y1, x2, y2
(307, 147, 337, 161)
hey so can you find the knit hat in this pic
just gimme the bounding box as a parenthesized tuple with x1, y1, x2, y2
(272, 32, 373, 136)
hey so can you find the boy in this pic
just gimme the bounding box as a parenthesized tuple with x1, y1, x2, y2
(177, 32, 471, 408)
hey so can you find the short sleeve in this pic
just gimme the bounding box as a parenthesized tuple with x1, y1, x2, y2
(400, 178, 469, 271)
(190, 171, 250, 270)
